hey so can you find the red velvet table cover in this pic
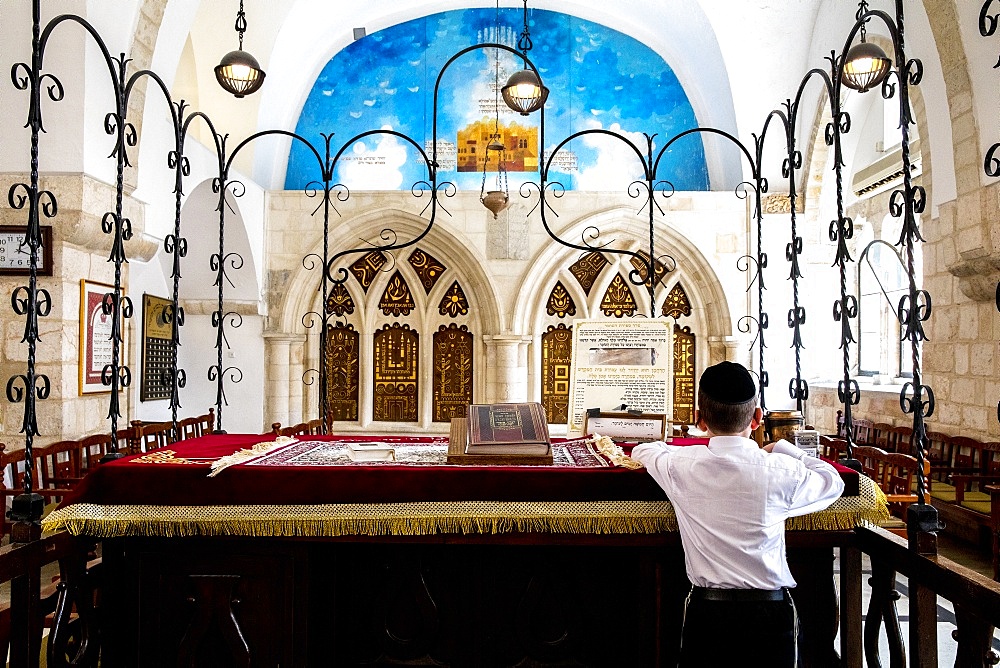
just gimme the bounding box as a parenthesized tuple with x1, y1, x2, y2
(61, 433, 858, 507)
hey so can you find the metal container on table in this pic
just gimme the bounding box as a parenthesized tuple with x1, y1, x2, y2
(764, 410, 804, 443)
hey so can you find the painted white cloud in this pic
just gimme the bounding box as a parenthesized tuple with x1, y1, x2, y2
(339, 126, 407, 190)
(573, 121, 648, 192)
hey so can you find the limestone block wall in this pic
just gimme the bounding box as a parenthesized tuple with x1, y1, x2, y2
(0, 173, 153, 448)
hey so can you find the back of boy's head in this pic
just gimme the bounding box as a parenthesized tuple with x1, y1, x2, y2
(697, 361, 758, 435)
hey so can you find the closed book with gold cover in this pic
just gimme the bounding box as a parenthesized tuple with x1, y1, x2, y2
(466, 403, 551, 455)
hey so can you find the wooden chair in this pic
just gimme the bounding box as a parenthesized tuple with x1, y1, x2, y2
(78, 433, 112, 472)
(306, 418, 326, 436)
(923, 431, 955, 481)
(887, 425, 913, 454)
(872, 423, 893, 450)
(131, 420, 176, 453)
(271, 422, 310, 438)
(851, 445, 929, 535)
(178, 408, 216, 441)
(37, 439, 85, 499)
(819, 435, 848, 460)
(852, 418, 874, 446)
(0, 444, 66, 540)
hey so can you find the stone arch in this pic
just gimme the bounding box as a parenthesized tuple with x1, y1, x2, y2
(276, 208, 503, 338)
(515, 206, 733, 341)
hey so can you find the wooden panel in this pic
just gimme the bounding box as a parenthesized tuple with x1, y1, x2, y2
(673, 324, 695, 426)
(325, 324, 359, 421)
(374, 323, 419, 422)
(541, 324, 573, 424)
(433, 324, 473, 423)
(103, 534, 849, 667)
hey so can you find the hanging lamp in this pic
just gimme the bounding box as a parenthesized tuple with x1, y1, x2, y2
(215, 0, 266, 98)
(841, 0, 891, 93)
(501, 0, 548, 115)
(482, 26, 511, 219)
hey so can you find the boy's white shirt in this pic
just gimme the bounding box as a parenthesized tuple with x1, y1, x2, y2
(632, 436, 845, 589)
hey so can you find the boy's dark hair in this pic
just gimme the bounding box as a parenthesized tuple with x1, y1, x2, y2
(697, 388, 757, 435)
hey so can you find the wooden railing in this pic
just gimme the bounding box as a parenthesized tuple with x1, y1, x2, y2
(0, 532, 100, 668)
(849, 525, 1000, 668)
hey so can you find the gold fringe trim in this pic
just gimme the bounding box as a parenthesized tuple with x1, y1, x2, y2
(42, 484, 890, 539)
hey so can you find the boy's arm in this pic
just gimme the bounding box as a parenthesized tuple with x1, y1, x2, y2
(770, 440, 845, 516)
(631, 441, 683, 494)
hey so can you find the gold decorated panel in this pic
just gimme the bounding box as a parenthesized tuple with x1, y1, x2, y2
(600, 274, 637, 318)
(373, 323, 418, 422)
(541, 324, 573, 424)
(546, 281, 576, 318)
(673, 325, 695, 426)
(325, 282, 356, 317)
(630, 251, 668, 289)
(349, 250, 388, 293)
(568, 251, 608, 296)
(662, 282, 692, 320)
(379, 270, 416, 317)
(432, 324, 473, 423)
(325, 324, 360, 421)
(438, 281, 469, 318)
(408, 248, 447, 294)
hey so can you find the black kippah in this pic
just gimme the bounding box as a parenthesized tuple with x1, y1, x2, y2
(699, 361, 757, 404)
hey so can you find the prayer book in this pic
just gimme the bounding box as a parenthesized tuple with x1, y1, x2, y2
(448, 413, 553, 466)
(465, 403, 551, 455)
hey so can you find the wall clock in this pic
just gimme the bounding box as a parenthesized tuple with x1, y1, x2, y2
(0, 225, 53, 276)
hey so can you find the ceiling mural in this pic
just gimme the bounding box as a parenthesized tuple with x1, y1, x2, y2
(285, 8, 708, 193)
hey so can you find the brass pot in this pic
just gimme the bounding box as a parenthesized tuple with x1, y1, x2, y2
(764, 410, 804, 443)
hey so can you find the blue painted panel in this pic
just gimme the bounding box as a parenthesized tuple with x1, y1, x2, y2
(285, 9, 708, 192)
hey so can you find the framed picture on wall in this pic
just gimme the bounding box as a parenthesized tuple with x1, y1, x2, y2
(140, 294, 175, 402)
(79, 279, 123, 395)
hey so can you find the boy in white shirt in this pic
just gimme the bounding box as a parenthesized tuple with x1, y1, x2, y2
(632, 361, 844, 667)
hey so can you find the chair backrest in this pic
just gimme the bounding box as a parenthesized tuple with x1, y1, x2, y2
(819, 435, 848, 460)
(135, 421, 176, 453)
(852, 445, 887, 482)
(923, 431, 955, 477)
(306, 418, 325, 435)
(37, 439, 84, 495)
(175, 409, 217, 442)
(890, 425, 913, 454)
(78, 433, 113, 470)
(852, 419, 874, 446)
(950, 436, 985, 472)
(985, 443, 1000, 475)
(872, 422, 893, 450)
(271, 422, 311, 438)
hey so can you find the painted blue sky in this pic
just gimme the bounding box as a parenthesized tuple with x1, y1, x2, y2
(285, 8, 708, 192)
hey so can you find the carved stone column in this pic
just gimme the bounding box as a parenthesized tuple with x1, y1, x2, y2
(288, 338, 305, 425)
(482, 335, 533, 403)
(263, 334, 305, 429)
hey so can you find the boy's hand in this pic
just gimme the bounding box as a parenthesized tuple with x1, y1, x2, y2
(762, 443, 776, 453)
